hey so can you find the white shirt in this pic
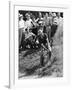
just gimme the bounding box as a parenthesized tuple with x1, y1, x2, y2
(25, 19, 33, 29)
(19, 19, 25, 29)
(25, 32, 35, 39)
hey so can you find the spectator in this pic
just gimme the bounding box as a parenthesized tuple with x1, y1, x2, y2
(35, 12, 43, 24)
(51, 13, 58, 38)
(19, 14, 25, 47)
(25, 13, 33, 32)
(43, 13, 51, 40)
(49, 12, 53, 26)
(57, 12, 63, 26)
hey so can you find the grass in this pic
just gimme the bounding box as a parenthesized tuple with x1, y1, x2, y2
(18, 23, 63, 78)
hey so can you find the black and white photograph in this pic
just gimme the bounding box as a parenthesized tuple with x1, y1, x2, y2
(0, 0, 72, 89)
(18, 10, 63, 79)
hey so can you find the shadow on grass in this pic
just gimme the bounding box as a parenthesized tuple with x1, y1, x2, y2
(19, 56, 58, 78)
(23, 48, 41, 57)
(5, 85, 10, 89)
(19, 64, 41, 78)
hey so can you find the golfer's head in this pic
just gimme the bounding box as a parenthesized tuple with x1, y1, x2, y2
(38, 21, 44, 27)
(38, 30, 43, 35)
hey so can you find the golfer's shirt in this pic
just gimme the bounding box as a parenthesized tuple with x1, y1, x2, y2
(37, 33, 47, 44)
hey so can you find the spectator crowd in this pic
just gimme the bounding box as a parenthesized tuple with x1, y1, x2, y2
(19, 11, 63, 54)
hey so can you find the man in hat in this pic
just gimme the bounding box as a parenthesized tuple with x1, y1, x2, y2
(19, 14, 25, 48)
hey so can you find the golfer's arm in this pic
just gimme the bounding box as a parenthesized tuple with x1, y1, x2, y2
(41, 44, 47, 50)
